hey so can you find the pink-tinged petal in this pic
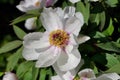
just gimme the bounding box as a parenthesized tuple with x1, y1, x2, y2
(35, 46, 61, 67)
(46, 0, 58, 7)
(22, 47, 39, 60)
(40, 8, 63, 32)
(2, 72, 18, 80)
(78, 69, 96, 79)
(57, 48, 81, 71)
(65, 17, 82, 36)
(23, 32, 43, 49)
(77, 34, 90, 44)
(96, 73, 120, 80)
(62, 71, 74, 80)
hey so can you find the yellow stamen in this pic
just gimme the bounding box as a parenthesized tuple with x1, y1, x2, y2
(35, 1, 40, 7)
(49, 30, 69, 48)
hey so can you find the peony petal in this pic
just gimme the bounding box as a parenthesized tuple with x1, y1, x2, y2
(23, 32, 43, 48)
(25, 17, 36, 30)
(35, 46, 61, 67)
(64, 6, 75, 19)
(69, 0, 80, 4)
(22, 47, 39, 60)
(75, 12, 84, 29)
(52, 61, 82, 79)
(65, 17, 82, 36)
(57, 48, 81, 71)
(2, 72, 18, 80)
(51, 75, 62, 80)
(78, 68, 96, 79)
(40, 8, 63, 32)
(96, 73, 120, 80)
(77, 34, 90, 44)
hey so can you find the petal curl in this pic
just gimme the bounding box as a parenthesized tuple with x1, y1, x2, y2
(40, 8, 63, 32)
(35, 46, 61, 67)
(23, 32, 43, 49)
(22, 47, 39, 60)
(57, 48, 81, 71)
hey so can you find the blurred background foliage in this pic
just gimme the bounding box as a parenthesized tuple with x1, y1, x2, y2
(0, 0, 120, 80)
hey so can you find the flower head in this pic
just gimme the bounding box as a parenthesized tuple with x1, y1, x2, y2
(22, 7, 89, 72)
(2, 72, 18, 80)
(16, 0, 58, 12)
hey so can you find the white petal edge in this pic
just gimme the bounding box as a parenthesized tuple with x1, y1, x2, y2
(22, 47, 39, 60)
(96, 73, 120, 80)
(2, 72, 18, 80)
(77, 34, 90, 44)
(40, 8, 63, 32)
(35, 46, 61, 68)
(65, 17, 82, 36)
(69, 0, 80, 4)
(51, 75, 62, 80)
(57, 48, 81, 71)
(78, 68, 96, 79)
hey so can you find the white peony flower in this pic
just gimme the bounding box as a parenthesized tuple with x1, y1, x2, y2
(16, 0, 58, 30)
(68, 0, 98, 3)
(88, 0, 99, 2)
(16, 0, 58, 12)
(69, 0, 80, 4)
(22, 7, 90, 72)
(2, 72, 18, 80)
(51, 68, 120, 80)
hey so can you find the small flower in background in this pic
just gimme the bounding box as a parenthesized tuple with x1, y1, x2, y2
(22, 6, 90, 73)
(16, 0, 58, 30)
(68, 0, 99, 4)
(24, 17, 37, 30)
(2, 72, 18, 80)
(51, 68, 120, 80)
(68, 0, 80, 4)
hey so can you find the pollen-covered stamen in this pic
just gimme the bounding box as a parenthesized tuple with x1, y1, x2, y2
(49, 30, 69, 48)
(35, 1, 40, 7)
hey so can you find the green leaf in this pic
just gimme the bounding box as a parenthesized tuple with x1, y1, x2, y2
(0, 72, 4, 77)
(32, 66, 39, 80)
(76, 2, 90, 24)
(39, 68, 47, 80)
(90, 13, 100, 25)
(13, 25, 26, 40)
(23, 69, 32, 80)
(47, 68, 54, 80)
(106, 63, 120, 74)
(26, 9, 40, 15)
(6, 47, 23, 71)
(106, 53, 119, 68)
(99, 11, 106, 31)
(102, 19, 114, 36)
(105, 0, 118, 7)
(0, 40, 22, 54)
(93, 31, 106, 38)
(17, 61, 34, 78)
(96, 41, 120, 53)
(11, 14, 38, 25)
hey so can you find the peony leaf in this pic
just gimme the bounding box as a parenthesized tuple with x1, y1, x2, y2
(0, 40, 22, 54)
(13, 25, 26, 40)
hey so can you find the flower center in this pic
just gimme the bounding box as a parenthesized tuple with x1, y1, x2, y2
(49, 30, 69, 48)
(35, 1, 40, 7)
